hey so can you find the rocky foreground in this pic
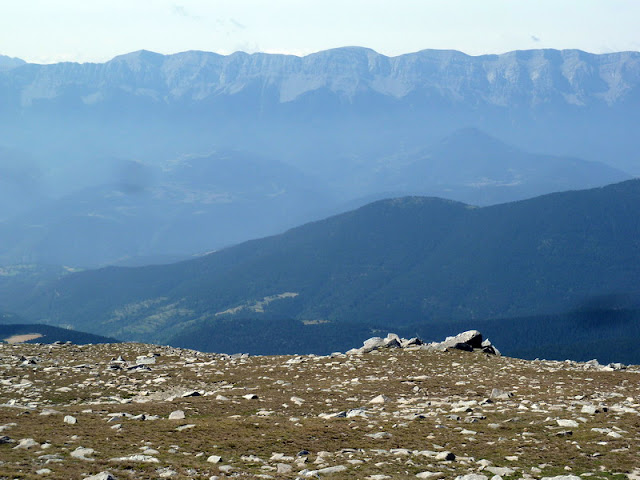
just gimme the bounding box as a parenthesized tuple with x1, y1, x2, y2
(1, 332, 639, 480)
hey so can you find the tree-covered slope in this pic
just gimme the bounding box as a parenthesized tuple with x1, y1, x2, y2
(13, 179, 640, 348)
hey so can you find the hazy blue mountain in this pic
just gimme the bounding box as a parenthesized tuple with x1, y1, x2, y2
(0, 146, 48, 221)
(0, 47, 637, 267)
(0, 55, 25, 71)
(0, 128, 629, 267)
(0, 47, 638, 174)
(339, 128, 630, 205)
(9, 180, 639, 358)
(0, 150, 331, 266)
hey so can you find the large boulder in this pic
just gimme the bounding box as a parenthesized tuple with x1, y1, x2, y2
(441, 330, 483, 349)
(362, 337, 386, 353)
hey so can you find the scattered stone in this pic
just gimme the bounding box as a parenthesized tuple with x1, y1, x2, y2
(581, 405, 600, 415)
(71, 446, 95, 461)
(416, 472, 445, 479)
(156, 467, 177, 478)
(365, 431, 392, 439)
(540, 476, 582, 480)
(301, 465, 348, 476)
(110, 454, 159, 463)
(181, 390, 201, 397)
(556, 419, 579, 428)
(14, 438, 39, 449)
(135, 355, 156, 365)
(485, 466, 515, 476)
(369, 394, 390, 404)
(490, 389, 513, 401)
(63, 415, 77, 424)
(435, 451, 456, 461)
(175, 424, 195, 432)
(82, 473, 117, 480)
(0, 333, 637, 480)
(168, 410, 185, 420)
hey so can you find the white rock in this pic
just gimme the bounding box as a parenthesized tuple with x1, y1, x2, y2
(64, 415, 77, 424)
(581, 405, 599, 414)
(157, 468, 177, 478)
(489, 389, 513, 400)
(556, 419, 579, 428)
(435, 451, 455, 461)
(416, 472, 444, 479)
(540, 476, 582, 480)
(71, 446, 95, 461)
(168, 410, 185, 420)
(82, 473, 117, 480)
(110, 454, 159, 463)
(369, 394, 390, 404)
(442, 330, 483, 349)
(313, 465, 348, 475)
(14, 438, 39, 449)
(362, 337, 386, 353)
(176, 424, 195, 432)
(136, 355, 156, 365)
(383, 333, 401, 348)
(366, 431, 391, 439)
(485, 467, 515, 476)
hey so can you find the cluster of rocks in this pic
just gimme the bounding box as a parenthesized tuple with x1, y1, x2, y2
(348, 330, 500, 356)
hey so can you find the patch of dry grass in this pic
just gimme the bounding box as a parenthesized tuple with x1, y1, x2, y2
(1, 343, 638, 479)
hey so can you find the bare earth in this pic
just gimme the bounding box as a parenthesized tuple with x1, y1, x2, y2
(2, 333, 43, 344)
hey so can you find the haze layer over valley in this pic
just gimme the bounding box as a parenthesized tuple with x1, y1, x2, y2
(0, 47, 637, 266)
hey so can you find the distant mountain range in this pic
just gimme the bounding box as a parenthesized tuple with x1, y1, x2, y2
(0, 54, 25, 71)
(1, 47, 638, 171)
(0, 47, 638, 266)
(0, 129, 629, 267)
(5, 179, 638, 362)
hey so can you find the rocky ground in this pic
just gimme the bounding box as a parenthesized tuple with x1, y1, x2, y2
(1, 334, 639, 480)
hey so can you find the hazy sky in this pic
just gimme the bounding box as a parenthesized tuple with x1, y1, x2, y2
(2, 0, 640, 64)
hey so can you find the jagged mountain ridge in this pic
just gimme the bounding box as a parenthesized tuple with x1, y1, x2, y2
(3, 47, 639, 106)
(0, 54, 25, 71)
(1, 47, 639, 176)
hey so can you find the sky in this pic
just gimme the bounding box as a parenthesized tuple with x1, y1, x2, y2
(1, 0, 640, 64)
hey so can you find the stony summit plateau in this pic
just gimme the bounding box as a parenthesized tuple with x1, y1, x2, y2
(1, 332, 639, 480)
